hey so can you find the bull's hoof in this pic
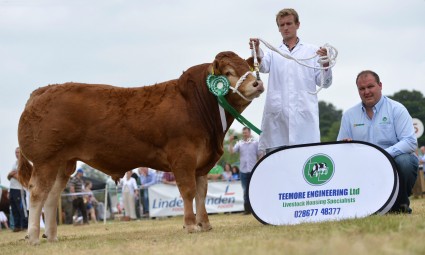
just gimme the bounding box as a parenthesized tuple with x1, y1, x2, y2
(27, 238, 40, 246)
(197, 222, 212, 232)
(183, 224, 200, 233)
(47, 237, 58, 242)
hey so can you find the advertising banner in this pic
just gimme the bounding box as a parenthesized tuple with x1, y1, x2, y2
(249, 141, 398, 225)
(149, 181, 244, 217)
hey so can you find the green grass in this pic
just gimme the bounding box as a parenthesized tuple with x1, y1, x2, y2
(1, 199, 425, 255)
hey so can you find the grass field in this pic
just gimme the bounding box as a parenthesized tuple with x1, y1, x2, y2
(1, 198, 425, 255)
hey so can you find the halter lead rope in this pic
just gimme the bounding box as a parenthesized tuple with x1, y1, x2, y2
(256, 38, 338, 94)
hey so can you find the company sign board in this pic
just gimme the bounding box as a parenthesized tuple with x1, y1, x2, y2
(249, 141, 399, 225)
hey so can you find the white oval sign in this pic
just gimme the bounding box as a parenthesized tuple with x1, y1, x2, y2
(413, 118, 424, 139)
(249, 141, 398, 225)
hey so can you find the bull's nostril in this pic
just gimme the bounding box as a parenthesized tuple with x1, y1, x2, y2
(253, 81, 258, 87)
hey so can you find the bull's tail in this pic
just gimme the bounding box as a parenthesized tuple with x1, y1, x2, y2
(18, 150, 33, 188)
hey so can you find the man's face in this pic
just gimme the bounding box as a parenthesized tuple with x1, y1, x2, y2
(139, 167, 148, 176)
(242, 129, 251, 139)
(421, 147, 425, 154)
(15, 148, 20, 159)
(277, 15, 299, 41)
(357, 74, 382, 108)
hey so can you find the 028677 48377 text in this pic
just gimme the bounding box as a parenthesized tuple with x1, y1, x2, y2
(293, 208, 341, 218)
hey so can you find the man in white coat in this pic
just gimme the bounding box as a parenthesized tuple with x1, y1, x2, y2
(250, 8, 333, 154)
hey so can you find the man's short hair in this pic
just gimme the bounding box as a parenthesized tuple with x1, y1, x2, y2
(242, 127, 251, 132)
(356, 70, 381, 85)
(276, 8, 300, 25)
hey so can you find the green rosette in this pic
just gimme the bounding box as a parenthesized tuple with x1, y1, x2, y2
(206, 74, 230, 97)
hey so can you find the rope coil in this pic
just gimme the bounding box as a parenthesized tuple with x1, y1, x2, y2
(256, 38, 338, 94)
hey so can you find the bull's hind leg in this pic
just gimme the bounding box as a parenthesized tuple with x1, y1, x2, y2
(27, 161, 61, 245)
(43, 160, 76, 242)
(195, 175, 212, 231)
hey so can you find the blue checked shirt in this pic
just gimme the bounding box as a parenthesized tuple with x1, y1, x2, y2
(337, 96, 417, 158)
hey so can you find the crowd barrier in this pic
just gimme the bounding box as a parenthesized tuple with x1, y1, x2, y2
(149, 181, 244, 217)
(58, 180, 244, 223)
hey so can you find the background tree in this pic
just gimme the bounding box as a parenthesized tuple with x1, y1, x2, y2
(319, 101, 342, 142)
(80, 164, 110, 182)
(388, 90, 425, 146)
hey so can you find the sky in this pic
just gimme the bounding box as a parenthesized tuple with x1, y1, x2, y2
(1, 0, 424, 187)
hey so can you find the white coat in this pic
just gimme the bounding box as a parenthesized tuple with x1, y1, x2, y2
(258, 40, 333, 153)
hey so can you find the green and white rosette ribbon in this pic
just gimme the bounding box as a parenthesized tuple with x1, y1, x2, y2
(217, 96, 262, 135)
(206, 74, 230, 96)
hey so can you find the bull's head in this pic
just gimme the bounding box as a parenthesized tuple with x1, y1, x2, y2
(208, 51, 264, 107)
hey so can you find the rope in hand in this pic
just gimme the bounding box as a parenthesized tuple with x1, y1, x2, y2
(255, 38, 338, 94)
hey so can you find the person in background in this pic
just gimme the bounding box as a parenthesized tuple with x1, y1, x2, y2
(84, 181, 98, 223)
(0, 211, 9, 230)
(70, 169, 88, 225)
(207, 164, 224, 181)
(250, 8, 333, 155)
(7, 147, 28, 232)
(222, 163, 233, 182)
(231, 166, 240, 181)
(155, 170, 164, 184)
(229, 127, 260, 214)
(162, 172, 176, 185)
(120, 171, 139, 220)
(418, 146, 425, 165)
(337, 70, 418, 214)
(138, 167, 157, 217)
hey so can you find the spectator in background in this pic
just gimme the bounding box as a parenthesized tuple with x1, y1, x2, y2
(229, 127, 261, 214)
(138, 167, 157, 216)
(231, 166, 240, 180)
(155, 170, 164, 184)
(162, 172, 176, 185)
(84, 181, 98, 224)
(337, 70, 418, 214)
(0, 211, 9, 230)
(419, 146, 425, 165)
(70, 169, 88, 225)
(222, 163, 233, 182)
(120, 171, 138, 220)
(208, 164, 223, 181)
(7, 147, 28, 232)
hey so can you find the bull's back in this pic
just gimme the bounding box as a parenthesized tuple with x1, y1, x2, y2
(18, 81, 185, 170)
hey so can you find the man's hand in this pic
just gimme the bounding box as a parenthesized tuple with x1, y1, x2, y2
(340, 138, 353, 142)
(7, 170, 18, 180)
(316, 47, 329, 67)
(249, 38, 260, 56)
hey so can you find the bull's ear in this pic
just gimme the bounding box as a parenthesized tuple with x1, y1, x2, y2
(246, 57, 261, 71)
(212, 59, 220, 75)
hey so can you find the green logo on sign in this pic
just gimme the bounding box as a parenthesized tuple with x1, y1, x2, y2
(303, 154, 335, 186)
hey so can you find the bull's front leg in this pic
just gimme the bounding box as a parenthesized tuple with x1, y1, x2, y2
(171, 155, 199, 233)
(195, 175, 212, 231)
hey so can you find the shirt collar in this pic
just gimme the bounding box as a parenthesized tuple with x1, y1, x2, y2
(361, 96, 385, 113)
(280, 37, 301, 52)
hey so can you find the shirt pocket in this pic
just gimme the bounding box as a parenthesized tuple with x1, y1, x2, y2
(376, 123, 396, 146)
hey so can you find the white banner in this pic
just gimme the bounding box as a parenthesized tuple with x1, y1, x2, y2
(249, 141, 398, 226)
(149, 182, 244, 217)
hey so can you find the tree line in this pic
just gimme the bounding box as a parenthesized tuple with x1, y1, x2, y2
(222, 89, 425, 166)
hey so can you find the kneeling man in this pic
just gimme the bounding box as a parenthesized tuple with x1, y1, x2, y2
(337, 70, 419, 213)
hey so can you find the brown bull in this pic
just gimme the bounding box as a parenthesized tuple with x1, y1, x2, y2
(18, 51, 264, 244)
